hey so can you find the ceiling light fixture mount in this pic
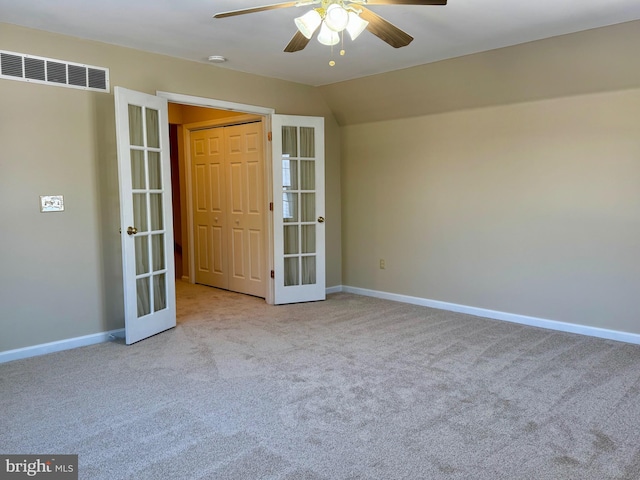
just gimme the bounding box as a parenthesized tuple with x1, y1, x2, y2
(207, 55, 227, 63)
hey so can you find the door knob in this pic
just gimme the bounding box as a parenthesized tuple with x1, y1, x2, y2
(317, 216, 325, 223)
(127, 226, 138, 236)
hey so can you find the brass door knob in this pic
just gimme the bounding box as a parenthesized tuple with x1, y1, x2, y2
(317, 216, 325, 223)
(127, 226, 138, 236)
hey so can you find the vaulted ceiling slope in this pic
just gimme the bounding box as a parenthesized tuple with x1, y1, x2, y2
(319, 20, 640, 125)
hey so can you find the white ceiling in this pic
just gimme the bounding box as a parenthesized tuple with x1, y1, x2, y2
(2, 0, 640, 87)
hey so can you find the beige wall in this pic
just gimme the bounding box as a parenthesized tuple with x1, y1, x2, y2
(0, 24, 342, 352)
(341, 88, 640, 333)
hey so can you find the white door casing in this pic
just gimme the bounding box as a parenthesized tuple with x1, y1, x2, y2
(272, 115, 326, 304)
(115, 87, 176, 344)
(156, 92, 276, 303)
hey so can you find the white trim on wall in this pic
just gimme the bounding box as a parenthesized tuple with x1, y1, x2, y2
(0, 329, 125, 364)
(156, 92, 275, 115)
(340, 285, 640, 345)
(156, 90, 277, 304)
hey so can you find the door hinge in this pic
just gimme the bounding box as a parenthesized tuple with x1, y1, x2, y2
(269, 202, 273, 211)
(270, 270, 275, 279)
(268, 131, 272, 142)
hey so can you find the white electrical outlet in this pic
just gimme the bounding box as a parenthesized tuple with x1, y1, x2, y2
(379, 259, 386, 269)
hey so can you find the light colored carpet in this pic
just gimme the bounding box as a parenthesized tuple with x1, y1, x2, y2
(2, 281, 640, 479)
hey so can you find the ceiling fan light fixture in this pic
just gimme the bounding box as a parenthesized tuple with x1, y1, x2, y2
(324, 4, 349, 32)
(294, 9, 322, 39)
(345, 11, 369, 41)
(317, 21, 340, 46)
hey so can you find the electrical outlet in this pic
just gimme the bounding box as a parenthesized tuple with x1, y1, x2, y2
(379, 259, 386, 269)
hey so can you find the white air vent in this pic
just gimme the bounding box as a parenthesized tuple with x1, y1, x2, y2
(0, 50, 109, 93)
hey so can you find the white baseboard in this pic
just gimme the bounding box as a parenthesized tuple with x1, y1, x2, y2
(326, 285, 344, 295)
(342, 285, 640, 345)
(0, 329, 125, 364)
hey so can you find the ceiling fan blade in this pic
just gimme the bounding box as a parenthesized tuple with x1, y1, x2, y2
(284, 31, 312, 53)
(356, 0, 447, 5)
(214, 2, 301, 19)
(358, 6, 414, 48)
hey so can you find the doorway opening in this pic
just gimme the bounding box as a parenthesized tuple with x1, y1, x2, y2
(156, 90, 327, 307)
(167, 102, 271, 300)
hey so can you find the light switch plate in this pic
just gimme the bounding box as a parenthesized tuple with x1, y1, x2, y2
(40, 195, 64, 212)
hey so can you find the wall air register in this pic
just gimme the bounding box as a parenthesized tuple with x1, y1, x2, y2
(0, 50, 109, 93)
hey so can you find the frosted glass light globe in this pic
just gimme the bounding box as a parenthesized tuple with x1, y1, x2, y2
(324, 4, 349, 32)
(317, 22, 340, 46)
(295, 10, 322, 39)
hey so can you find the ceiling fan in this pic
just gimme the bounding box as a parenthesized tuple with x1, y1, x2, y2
(213, 0, 447, 54)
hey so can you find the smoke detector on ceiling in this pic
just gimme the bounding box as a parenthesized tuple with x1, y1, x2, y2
(208, 55, 227, 63)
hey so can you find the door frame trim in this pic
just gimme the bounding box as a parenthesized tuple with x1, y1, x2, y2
(156, 92, 275, 116)
(156, 91, 276, 304)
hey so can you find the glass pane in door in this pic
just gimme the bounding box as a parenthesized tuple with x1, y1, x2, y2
(131, 150, 145, 189)
(152, 234, 165, 271)
(300, 127, 315, 157)
(153, 273, 166, 311)
(282, 125, 306, 290)
(284, 225, 299, 255)
(128, 105, 143, 147)
(133, 194, 148, 232)
(300, 160, 315, 190)
(282, 126, 297, 156)
(136, 277, 150, 317)
(282, 158, 298, 190)
(302, 256, 316, 285)
(284, 257, 299, 286)
(135, 236, 149, 275)
(283, 192, 298, 223)
(149, 193, 163, 231)
(146, 108, 160, 148)
(132, 107, 166, 319)
(148, 151, 161, 189)
(301, 225, 316, 254)
(300, 193, 315, 222)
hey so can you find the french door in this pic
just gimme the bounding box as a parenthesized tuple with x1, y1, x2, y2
(114, 87, 176, 344)
(114, 90, 326, 344)
(272, 115, 326, 304)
